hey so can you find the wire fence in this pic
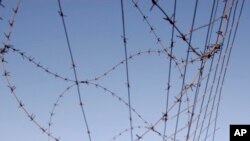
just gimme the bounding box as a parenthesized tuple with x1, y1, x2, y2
(0, 0, 245, 141)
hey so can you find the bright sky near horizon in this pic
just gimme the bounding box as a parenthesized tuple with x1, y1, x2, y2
(0, 0, 249, 141)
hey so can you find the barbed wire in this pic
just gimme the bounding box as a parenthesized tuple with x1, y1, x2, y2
(212, 1, 245, 140)
(162, 0, 177, 140)
(196, 0, 235, 140)
(1, 1, 60, 141)
(0, 0, 245, 141)
(7, 45, 75, 82)
(130, 0, 184, 79)
(203, 1, 238, 140)
(56, 0, 92, 140)
(191, 0, 221, 139)
(47, 84, 76, 141)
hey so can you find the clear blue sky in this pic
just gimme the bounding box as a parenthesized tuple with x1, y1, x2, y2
(0, 0, 249, 141)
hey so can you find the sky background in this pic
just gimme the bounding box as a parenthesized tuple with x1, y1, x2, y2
(0, 0, 249, 141)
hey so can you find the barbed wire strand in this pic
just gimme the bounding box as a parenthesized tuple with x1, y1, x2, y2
(185, 0, 217, 140)
(139, 39, 232, 140)
(203, 0, 238, 139)
(47, 84, 76, 141)
(196, 0, 234, 140)
(0, 1, 245, 141)
(7, 46, 74, 82)
(1, 0, 20, 47)
(120, 0, 134, 141)
(133, 75, 221, 141)
(154, 2, 201, 57)
(173, 0, 200, 140)
(133, 61, 222, 141)
(162, 0, 177, 141)
(187, 16, 222, 36)
(85, 49, 167, 82)
(56, 0, 92, 140)
(6, 49, 182, 137)
(1, 2, 61, 140)
(204, 1, 237, 140)
(130, 0, 184, 79)
(81, 81, 150, 125)
(191, 0, 220, 140)
(212, 1, 245, 141)
(110, 110, 215, 141)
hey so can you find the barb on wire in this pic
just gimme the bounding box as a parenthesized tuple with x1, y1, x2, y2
(173, 0, 200, 140)
(79, 81, 150, 125)
(120, 0, 134, 141)
(130, 0, 184, 78)
(1, 54, 61, 141)
(56, 0, 92, 140)
(7, 46, 75, 82)
(47, 84, 76, 141)
(163, 0, 177, 140)
(212, 1, 245, 140)
(0, 1, 245, 141)
(0, 1, 62, 140)
(153, 1, 202, 57)
(196, 0, 235, 140)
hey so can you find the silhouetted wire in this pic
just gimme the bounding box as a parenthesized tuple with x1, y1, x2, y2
(46, 81, 149, 141)
(187, 16, 222, 36)
(186, 0, 218, 140)
(6, 46, 75, 82)
(9, 46, 169, 84)
(192, 0, 220, 140)
(8, 46, 178, 86)
(0, 1, 245, 141)
(167, 113, 216, 141)
(56, 0, 91, 141)
(179, 16, 224, 64)
(197, 0, 233, 140)
(85, 60, 217, 141)
(110, 125, 171, 141)
(1, 2, 61, 140)
(110, 125, 145, 141)
(1, 63, 61, 141)
(178, 15, 223, 65)
(163, 0, 177, 140)
(120, 0, 134, 141)
(207, 0, 238, 139)
(134, 67, 215, 141)
(109, 120, 206, 141)
(130, 0, 184, 78)
(205, 0, 238, 141)
(85, 49, 166, 82)
(189, 112, 216, 139)
(205, 128, 220, 141)
(133, 80, 218, 141)
(154, 2, 201, 57)
(212, 1, 245, 141)
(134, 101, 188, 141)
(80, 81, 150, 125)
(1, 0, 20, 47)
(8, 47, 167, 84)
(188, 117, 219, 141)
(168, 85, 221, 141)
(192, 0, 221, 140)
(173, 0, 199, 140)
(47, 84, 76, 141)
(173, 115, 217, 141)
